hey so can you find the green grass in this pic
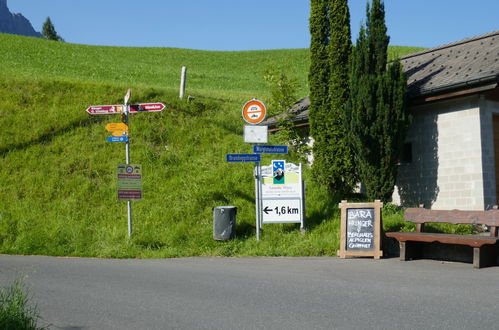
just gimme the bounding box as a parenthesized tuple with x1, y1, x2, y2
(0, 280, 45, 330)
(0, 33, 418, 258)
(0, 33, 424, 102)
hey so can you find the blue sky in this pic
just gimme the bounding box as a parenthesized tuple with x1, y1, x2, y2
(7, 0, 499, 50)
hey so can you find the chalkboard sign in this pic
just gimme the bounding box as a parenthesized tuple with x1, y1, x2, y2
(346, 208, 375, 250)
(338, 200, 383, 259)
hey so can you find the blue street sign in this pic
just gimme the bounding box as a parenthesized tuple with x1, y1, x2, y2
(226, 154, 261, 162)
(253, 145, 288, 154)
(107, 136, 129, 143)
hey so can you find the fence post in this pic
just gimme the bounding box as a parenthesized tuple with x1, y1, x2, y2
(180, 66, 187, 100)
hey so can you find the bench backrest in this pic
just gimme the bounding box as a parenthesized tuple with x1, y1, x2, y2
(404, 208, 499, 227)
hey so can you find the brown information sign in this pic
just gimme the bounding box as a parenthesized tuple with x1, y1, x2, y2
(338, 200, 383, 259)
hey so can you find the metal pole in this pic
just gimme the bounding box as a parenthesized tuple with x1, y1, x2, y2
(255, 161, 260, 241)
(125, 101, 132, 238)
(258, 161, 263, 230)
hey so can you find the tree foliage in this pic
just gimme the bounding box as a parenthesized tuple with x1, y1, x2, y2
(264, 66, 310, 161)
(309, 0, 356, 196)
(42, 17, 63, 41)
(346, 0, 409, 202)
(263, 66, 298, 118)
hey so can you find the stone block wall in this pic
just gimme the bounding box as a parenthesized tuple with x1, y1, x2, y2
(479, 97, 499, 208)
(396, 95, 488, 210)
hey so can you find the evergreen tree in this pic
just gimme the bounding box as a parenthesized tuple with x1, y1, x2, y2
(309, 0, 356, 195)
(42, 17, 63, 41)
(347, 0, 409, 202)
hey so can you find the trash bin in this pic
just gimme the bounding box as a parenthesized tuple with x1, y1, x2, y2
(213, 206, 237, 240)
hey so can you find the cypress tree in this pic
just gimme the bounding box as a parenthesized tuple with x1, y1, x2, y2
(309, 0, 329, 135)
(42, 17, 63, 41)
(347, 0, 409, 202)
(309, 0, 356, 195)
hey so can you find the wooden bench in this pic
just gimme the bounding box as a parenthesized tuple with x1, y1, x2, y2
(386, 207, 499, 268)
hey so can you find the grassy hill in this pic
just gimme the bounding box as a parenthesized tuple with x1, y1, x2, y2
(0, 33, 421, 257)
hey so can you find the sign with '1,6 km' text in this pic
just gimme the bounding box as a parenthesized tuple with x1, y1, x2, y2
(258, 161, 305, 229)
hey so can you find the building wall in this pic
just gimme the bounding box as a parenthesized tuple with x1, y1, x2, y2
(479, 97, 499, 208)
(395, 95, 488, 210)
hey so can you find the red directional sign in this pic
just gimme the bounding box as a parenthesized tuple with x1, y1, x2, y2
(86, 103, 165, 115)
(86, 105, 123, 115)
(129, 103, 165, 113)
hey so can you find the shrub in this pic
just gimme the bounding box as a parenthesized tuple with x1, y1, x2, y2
(0, 280, 45, 330)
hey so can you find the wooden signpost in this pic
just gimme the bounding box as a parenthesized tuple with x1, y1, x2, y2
(338, 200, 383, 259)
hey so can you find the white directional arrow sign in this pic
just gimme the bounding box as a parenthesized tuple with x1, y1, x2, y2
(262, 199, 302, 223)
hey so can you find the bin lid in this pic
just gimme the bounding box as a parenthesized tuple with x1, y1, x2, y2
(213, 206, 237, 209)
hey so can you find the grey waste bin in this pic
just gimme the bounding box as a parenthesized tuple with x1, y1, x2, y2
(213, 206, 237, 240)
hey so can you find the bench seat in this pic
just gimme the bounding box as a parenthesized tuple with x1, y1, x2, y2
(386, 232, 499, 248)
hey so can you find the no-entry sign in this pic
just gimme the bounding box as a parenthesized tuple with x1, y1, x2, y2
(242, 99, 266, 124)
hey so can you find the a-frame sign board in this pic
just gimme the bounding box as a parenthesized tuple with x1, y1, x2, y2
(338, 200, 383, 259)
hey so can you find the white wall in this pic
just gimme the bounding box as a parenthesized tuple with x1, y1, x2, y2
(479, 97, 499, 208)
(396, 95, 489, 210)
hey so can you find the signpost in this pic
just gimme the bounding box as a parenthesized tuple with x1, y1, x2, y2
(228, 98, 305, 241)
(338, 200, 383, 259)
(86, 89, 165, 237)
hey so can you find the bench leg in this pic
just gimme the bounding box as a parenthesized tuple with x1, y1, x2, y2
(473, 245, 499, 269)
(400, 242, 408, 261)
(473, 247, 482, 269)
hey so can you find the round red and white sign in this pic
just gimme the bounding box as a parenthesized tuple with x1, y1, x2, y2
(242, 99, 267, 125)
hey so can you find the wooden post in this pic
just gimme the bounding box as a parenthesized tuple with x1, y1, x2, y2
(179, 66, 187, 100)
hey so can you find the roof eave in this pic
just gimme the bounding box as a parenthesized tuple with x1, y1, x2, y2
(410, 75, 499, 104)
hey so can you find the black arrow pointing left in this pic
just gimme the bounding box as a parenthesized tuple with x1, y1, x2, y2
(263, 206, 273, 214)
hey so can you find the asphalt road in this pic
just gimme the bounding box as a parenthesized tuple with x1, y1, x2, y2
(1, 255, 499, 330)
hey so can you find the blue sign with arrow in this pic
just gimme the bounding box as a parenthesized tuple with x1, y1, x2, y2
(226, 154, 261, 162)
(253, 145, 288, 154)
(107, 136, 129, 143)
